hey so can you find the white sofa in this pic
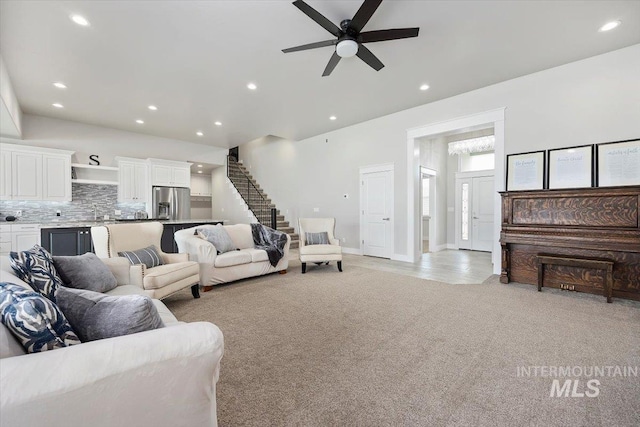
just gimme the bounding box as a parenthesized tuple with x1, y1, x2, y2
(175, 224, 290, 286)
(0, 259, 224, 427)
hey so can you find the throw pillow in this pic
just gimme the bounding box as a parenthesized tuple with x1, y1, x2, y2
(56, 287, 164, 342)
(118, 245, 164, 269)
(305, 232, 330, 245)
(53, 253, 118, 293)
(197, 225, 237, 254)
(9, 245, 64, 302)
(0, 282, 81, 353)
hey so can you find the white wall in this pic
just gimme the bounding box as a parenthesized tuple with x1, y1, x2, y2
(0, 54, 22, 138)
(210, 164, 256, 225)
(2, 114, 227, 166)
(238, 45, 640, 256)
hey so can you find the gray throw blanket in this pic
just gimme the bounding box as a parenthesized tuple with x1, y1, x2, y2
(251, 223, 288, 267)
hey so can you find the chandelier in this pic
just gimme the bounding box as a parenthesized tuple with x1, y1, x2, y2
(448, 135, 495, 155)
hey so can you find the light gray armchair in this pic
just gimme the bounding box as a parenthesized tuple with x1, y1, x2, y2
(298, 218, 343, 274)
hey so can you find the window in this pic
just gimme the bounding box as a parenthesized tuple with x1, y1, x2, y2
(422, 177, 430, 216)
(460, 151, 495, 172)
(461, 183, 469, 241)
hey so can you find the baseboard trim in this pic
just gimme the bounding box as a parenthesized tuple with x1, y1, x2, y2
(342, 247, 362, 255)
(391, 253, 413, 262)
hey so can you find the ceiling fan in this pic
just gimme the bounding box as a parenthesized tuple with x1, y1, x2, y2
(282, 0, 420, 76)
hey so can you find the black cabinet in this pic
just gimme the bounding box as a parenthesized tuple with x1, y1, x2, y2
(41, 227, 93, 256)
(161, 222, 223, 253)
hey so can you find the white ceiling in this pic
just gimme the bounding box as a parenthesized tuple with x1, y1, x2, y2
(1, 1, 638, 149)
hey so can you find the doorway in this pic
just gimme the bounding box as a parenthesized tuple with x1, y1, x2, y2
(406, 108, 505, 273)
(420, 167, 436, 253)
(360, 163, 394, 259)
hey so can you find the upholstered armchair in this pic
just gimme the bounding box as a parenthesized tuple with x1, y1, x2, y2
(298, 218, 343, 274)
(91, 222, 200, 299)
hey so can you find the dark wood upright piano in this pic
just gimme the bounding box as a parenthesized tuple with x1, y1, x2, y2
(499, 186, 640, 302)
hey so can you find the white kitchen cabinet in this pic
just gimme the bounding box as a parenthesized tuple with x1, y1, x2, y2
(43, 154, 72, 201)
(11, 150, 42, 200)
(0, 143, 73, 201)
(0, 224, 41, 256)
(149, 159, 191, 188)
(0, 150, 11, 199)
(0, 224, 11, 256)
(116, 158, 149, 203)
(190, 174, 212, 196)
(11, 224, 41, 252)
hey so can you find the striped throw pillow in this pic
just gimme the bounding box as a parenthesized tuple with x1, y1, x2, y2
(118, 245, 164, 269)
(305, 232, 329, 245)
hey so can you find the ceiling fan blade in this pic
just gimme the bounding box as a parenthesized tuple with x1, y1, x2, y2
(282, 39, 336, 53)
(292, 0, 341, 37)
(349, 0, 384, 33)
(322, 52, 341, 76)
(359, 27, 419, 43)
(356, 44, 384, 71)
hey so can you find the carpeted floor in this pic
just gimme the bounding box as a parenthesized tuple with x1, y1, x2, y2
(164, 260, 640, 427)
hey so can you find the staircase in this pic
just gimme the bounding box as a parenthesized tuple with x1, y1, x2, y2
(227, 156, 299, 249)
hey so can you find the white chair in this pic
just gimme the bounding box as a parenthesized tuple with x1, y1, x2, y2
(91, 222, 201, 299)
(298, 218, 342, 274)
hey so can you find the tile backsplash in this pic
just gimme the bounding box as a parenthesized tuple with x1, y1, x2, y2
(0, 184, 145, 222)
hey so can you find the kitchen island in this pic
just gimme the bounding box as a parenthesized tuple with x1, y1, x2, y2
(39, 219, 226, 256)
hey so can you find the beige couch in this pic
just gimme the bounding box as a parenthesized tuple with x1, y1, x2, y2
(91, 222, 200, 299)
(0, 260, 224, 427)
(174, 224, 290, 286)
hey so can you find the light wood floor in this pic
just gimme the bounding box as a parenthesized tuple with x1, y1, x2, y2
(290, 249, 494, 284)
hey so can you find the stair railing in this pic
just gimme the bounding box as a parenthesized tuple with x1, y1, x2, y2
(227, 155, 277, 229)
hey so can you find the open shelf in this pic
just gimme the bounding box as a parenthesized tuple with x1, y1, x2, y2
(72, 179, 119, 186)
(71, 163, 119, 171)
(71, 163, 119, 186)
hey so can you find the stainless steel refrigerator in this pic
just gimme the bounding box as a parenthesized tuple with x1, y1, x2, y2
(152, 186, 191, 220)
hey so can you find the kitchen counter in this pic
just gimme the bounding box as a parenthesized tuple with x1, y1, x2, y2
(6, 219, 227, 229)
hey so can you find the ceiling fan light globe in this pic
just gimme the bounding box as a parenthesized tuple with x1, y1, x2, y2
(336, 39, 359, 58)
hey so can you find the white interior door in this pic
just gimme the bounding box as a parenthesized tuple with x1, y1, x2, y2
(361, 169, 393, 258)
(471, 176, 494, 252)
(456, 173, 494, 252)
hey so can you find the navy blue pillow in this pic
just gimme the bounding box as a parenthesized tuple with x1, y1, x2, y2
(0, 282, 81, 353)
(9, 245, 63, 303)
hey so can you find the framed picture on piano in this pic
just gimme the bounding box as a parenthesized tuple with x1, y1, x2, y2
(506, 150, 546, 191)
(596, 139, 640, 187)
(547, 145, 594, 189)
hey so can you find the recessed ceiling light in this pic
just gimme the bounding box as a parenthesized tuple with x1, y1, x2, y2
(214, 121, 222, 126)
(247, 82, 257, 90)
(329, 116, 337, 121)
(197, 164, 203, 168)
(148, 105, 158, 111)
(196, 131, 204, 136)
(135, 119, 144, 124)
(599, 20, 621, 32)
(420, 84, 430, 91)
(70, 14, 90, 27)
(197, 171, 203, 174)
(52, 103, 64, 108)
(53, 82, 67, 89)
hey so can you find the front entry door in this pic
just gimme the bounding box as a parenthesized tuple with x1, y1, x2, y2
(361, 169, 393, 258)
(471, 176, 494, 252)
(457, 173, 494, 252)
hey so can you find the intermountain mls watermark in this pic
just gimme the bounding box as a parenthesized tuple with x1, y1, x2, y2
(517, 365, 639, 397)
